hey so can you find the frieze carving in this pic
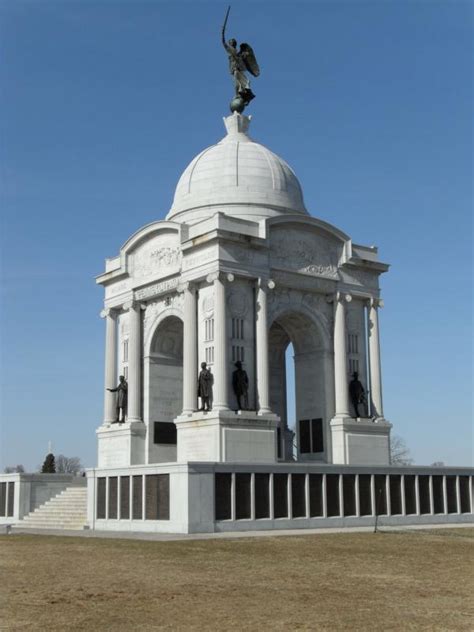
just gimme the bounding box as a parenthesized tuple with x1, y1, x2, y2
(135, 277, 179, 301)
(132, 236, 181, 280)
(270, 228, 340, 279)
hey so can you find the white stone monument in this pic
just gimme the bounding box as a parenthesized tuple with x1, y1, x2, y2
(96, 112, 392, 468)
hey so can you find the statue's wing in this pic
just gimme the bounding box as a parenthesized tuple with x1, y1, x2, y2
(240, 43, 260, 77)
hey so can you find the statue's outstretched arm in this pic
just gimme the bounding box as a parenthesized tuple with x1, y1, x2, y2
(221, 5, 231, 49)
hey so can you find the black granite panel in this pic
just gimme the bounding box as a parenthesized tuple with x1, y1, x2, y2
(326, 474, 340, 517)
(343, 475, 356, 516)
(7, 482, 14, 517)
(299, 420, 310, 454)
(432, 476, 444, 514)
(277, 427, 282, 459)
(404, 475, 416, 515)
(156, 474, 170, 520)
(154, 422, 177, 445)
(235, 473, 251, 520)
(446, 476, 457, 514)
(273, 474, 288, 518)
(459, 476, 471, 514)
(291, 474, 306, 518)
(374, 475, 387, 515)
(255, 473, 270, 519)
(145, 475, 159, 520)
(389, 475, 402, 515)
(0, 482, 6, 517)
(309, 474, 323, 517)
(358, 475, 372, 516)
(311, 419, 324, 453)
(418, 476, 431, 514)
(132, 475, 143, 520)
(97, 478, 106, 519)
(108, 477, 118, 519)
(215, 473, 232, 521)
(120, 476, 130, 519)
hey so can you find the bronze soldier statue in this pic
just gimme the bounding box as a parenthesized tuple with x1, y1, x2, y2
(349, 372, 366, 418)
(232, 360, 249, 411)
(107, 375, 128, 423)
(198, 362, 214, 412)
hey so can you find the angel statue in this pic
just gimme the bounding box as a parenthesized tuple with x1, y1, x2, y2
(221, 6, 260, 113)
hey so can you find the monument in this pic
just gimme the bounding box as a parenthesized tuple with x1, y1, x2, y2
(95, 9, 392, 471)
(3, 12, 472, 534)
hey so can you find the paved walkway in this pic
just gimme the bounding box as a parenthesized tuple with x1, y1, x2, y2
(4, 522, 472, 541)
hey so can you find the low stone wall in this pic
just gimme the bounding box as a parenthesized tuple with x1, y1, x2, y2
(0, 474, 86, 524)
(86, 463, 474, 534)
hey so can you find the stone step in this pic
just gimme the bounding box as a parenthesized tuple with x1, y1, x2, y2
(20, 485, 87, 530)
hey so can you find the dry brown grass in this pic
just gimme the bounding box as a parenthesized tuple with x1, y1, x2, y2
(0, 529, 473, 631)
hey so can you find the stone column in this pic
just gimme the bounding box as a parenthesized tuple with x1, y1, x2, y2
(182, 282, 197, 415)
(101, 308, 117, 424)
(209, 273, 229, 411)
(256, 279, 273, 415)
(333, 292, 351, 417)
(368, 298, 384, 418)
(125, 301, 142, 422)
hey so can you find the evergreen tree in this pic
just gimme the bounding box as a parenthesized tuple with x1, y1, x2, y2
(41, 453, 56, 473)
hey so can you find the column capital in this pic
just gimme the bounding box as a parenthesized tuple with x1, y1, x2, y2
(100, 307, 117, 319)
(205, 271, 235, 284)
(177, 281, 197, 294)
(368, 297, 384, 309)
(257, 277, 276, 290)
(335, 292, 352, 303)
(122, 300, 144, 312)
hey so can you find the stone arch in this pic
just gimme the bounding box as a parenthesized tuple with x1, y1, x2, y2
(144, 313, 184, 464)
(268, 307, 334, 462)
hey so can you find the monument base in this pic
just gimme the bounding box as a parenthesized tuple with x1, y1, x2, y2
(330, 416, 392, 465)
(97, 421, 146, 468)
(174, 410, 280, 463)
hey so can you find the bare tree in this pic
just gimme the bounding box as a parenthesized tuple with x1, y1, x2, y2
(430, 461, 446, 467)
(4, 464, 25, 473)
(55, 455, 82, 474)
(390, 434, 413, 466)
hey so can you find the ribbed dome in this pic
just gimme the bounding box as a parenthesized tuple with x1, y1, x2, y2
(166, 113, 308, 224)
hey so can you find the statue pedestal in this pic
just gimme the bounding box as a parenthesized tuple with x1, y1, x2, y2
(330, 417, 392, 465)
(174, 411, 280, 463)
(96, 421, 146, 468)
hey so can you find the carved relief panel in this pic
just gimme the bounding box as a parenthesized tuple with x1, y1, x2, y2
(130, 231, 181, 283)
(269, 226, 342, 279)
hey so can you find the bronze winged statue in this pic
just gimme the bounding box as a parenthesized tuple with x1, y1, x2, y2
(221, 6, 260, 113)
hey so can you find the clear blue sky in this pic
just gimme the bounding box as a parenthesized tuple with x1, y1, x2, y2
(1, 1, 472, 470)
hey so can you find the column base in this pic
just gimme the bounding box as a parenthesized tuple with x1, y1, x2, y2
(97, 421, 146, 468)
(174, 410, 280, 463)
(330, 416, 392, 465)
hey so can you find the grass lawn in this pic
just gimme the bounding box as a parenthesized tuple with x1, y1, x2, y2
(0, 529, 473, 631)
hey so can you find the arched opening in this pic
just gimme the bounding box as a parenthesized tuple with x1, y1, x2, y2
(145, 315, 183, 463)
(269, 310, 332, 462)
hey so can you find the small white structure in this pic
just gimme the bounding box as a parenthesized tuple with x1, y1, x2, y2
(96, 113, 391, 474)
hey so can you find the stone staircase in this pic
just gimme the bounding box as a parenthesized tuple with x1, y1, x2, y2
(20, 485, 88, 530)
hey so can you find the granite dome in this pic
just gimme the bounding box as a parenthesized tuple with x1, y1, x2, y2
(166, 113, 308, 224)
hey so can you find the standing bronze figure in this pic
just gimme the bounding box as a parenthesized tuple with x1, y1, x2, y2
(221, 6, 260, 113)
(198, 362, 214, 412)
(232, 361, 249, 411)
(349, 372, 367, 418)
(107, 375, 128, 423)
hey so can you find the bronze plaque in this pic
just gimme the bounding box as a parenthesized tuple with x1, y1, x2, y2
(132, 475, 143, 520)
(291, 474, 306, 518)
(108, 477, 118, 519)
(309, 474, 323, 517)
(120, 476, 130, 519)
(215, 473, 232, 520)
(273, 474, 288, 518)
(255, 473, 270, 519)
(358, 474, 372, 516)
(235, 473, 251, 520)
(97, 478, 106, 519)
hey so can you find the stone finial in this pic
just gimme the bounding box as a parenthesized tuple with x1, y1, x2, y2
(223, 112, 252, 139)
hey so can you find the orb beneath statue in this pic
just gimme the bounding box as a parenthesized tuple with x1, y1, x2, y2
(230, 96, 246, 114)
